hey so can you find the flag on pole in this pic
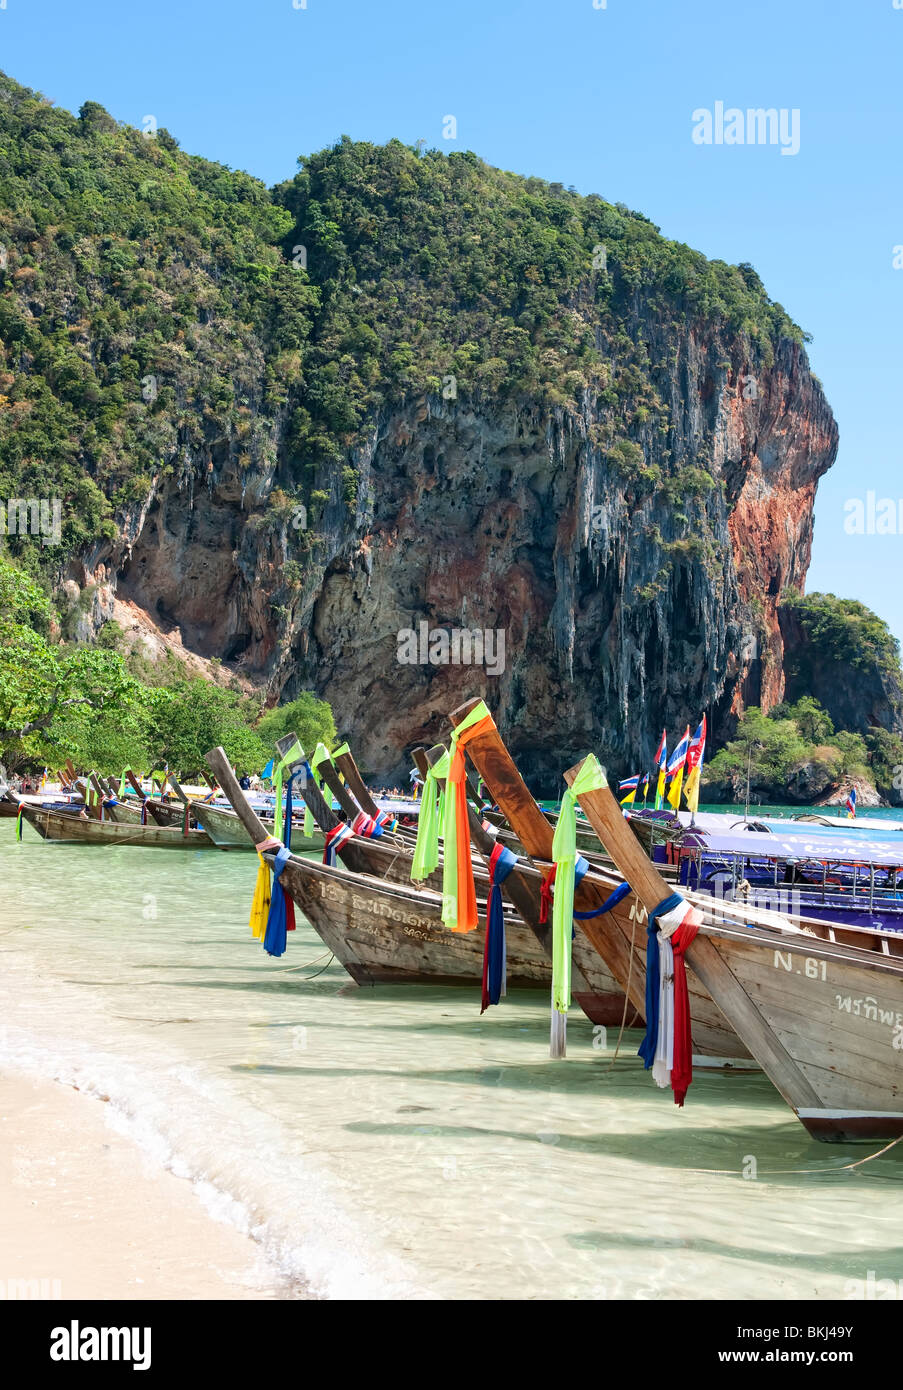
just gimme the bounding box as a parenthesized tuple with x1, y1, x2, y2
(666, 726, 690, 810)
(640, 772, 649, 807)
(846, 787, 857, 819)
(619, 774, 640, 807)
(653, 730, 667, 809)
(682, 716, 707, 814)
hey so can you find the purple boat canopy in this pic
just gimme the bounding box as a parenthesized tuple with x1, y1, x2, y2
(683, 827, 903, 868)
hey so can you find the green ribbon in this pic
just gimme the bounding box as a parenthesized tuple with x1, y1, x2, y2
(305, 742, 333, 837)
(272, 740, 304, 841)
(550, 755, 608, 1013)
(411, 750, 450, 882)
(441, 701, 490, 929)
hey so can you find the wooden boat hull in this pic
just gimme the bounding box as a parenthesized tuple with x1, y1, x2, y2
(549, 747, 903, 1140)
(113, 798, 187, 827)
(304, 828, 637, 1026)
(273, 853, 567, 992)
(687, 919, 903, 1140)
(195, 801, 324, 853)
(18, 802, 215, 849)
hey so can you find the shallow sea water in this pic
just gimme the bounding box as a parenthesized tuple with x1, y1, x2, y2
(2, 819, 902, 1300)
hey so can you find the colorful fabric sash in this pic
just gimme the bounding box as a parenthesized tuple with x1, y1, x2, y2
(442, 702, 494, 933)
(638, 893, 682, 1070)
(573, 879, 630, 918)
(410, 749, 450, 882)
(481, 843, 517, 1012)
(263, 847, 293, 957)
(539, 863, 557, 925)
(260, 768, 302, 954)
(272, 740, 304, 841)
(352, 810, 384, 838)
(249, 850, 275, 939)
(323, 821, 353, 865)
(550, 756, 608, 1013)
(637, 891, 702, 1105)
(670, 920, 699, 1105)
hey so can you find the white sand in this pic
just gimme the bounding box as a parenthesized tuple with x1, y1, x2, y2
(0, 1071, 300, 1300)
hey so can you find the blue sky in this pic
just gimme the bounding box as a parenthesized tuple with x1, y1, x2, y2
(2, 0, 901, 643)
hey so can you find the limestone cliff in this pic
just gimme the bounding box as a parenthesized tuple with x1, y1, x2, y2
(108, 321, 836, 788)
(0, 80, 840, 785)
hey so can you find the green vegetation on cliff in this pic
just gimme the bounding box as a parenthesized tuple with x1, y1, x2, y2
(0, 69, 805, 578)
(782, 590, 901, 679)
(779, 592, 903, 768)
(705, 696, 903, 804)
(0, 72, 316, 565)
(0, 557, 333, 775)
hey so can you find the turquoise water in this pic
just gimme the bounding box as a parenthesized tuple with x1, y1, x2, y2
(696, 803, 903, 822)
(2, 819, 903, 1299)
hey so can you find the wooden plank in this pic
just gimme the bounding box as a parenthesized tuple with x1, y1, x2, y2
(448, 698, 555, 859)
(166, 773, 190, 806)
(315, 752, 363, 822)
(333, 742, 381, 820)
(204, 748, 275, 847)
(124, 769, 166, 825)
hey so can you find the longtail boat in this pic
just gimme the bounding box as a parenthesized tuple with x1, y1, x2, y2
(299, 735, 635, 1020)
(204, 743, 569, 991)
(204, 740, 636, 1019)
(558, 753, 903, 1141)
(15, 798, 216, 849)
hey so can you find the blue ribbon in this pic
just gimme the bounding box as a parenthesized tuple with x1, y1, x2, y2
(573, 880, 631, 919)
(263, 846, 293, 957)
(263, 770, 301, 958)
(483, 845, 518, 1010)
(283, 770, 298, 851)
(637, 892, 685, 1070)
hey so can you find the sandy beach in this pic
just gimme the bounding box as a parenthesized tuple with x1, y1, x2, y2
(0, 1071, 298, 1301)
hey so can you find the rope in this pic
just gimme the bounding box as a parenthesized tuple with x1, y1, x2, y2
(687, 1133, 903, 1177)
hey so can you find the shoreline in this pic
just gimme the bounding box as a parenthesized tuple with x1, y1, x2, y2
(0, 1069, 303, 1301)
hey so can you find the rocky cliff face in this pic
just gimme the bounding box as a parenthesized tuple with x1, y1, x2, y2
(0, 84, 838, 785)
(99, 308, 837, 788)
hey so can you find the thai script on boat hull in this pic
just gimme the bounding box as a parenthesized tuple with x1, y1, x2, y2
(835, 994, 903, 1043)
